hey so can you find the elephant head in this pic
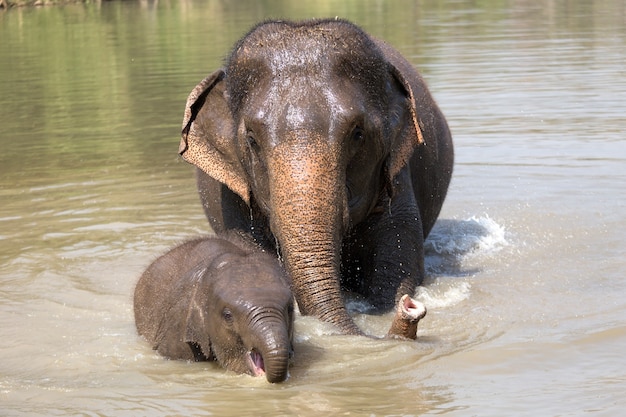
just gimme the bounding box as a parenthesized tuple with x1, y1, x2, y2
(134, 236, 294, 383)
(179, 20, 453, 335)
(186, 255, 294, 383)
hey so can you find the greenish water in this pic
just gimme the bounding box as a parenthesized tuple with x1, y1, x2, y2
(1, 1, 625, 416)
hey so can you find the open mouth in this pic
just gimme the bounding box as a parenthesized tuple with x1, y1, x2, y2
(247, 349, 266, 377)
(400, 294, 427, 322)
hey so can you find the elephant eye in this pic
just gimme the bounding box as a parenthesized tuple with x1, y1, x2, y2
(221, 308, 234, 324)
(350, 126, 364, 142)
(246, 132, 260, 152)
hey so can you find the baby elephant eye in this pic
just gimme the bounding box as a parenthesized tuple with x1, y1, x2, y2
(221, 308, 234, 324)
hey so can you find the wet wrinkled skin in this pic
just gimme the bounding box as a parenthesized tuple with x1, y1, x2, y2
(134, 232, 294, 383)
(180, 19, 453, 336)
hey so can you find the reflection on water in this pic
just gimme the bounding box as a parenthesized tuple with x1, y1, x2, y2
(1, 1, 625, 415)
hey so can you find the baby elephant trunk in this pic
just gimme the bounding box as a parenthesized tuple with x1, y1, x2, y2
(249, 315, 292, 383)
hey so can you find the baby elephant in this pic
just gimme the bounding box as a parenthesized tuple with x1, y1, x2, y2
(134, 232, 294, 383)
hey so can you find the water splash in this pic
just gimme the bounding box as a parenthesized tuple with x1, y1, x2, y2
(426, 215, 509, 258)
(424, 215, 509, 276)
(416, 281, 472, 309)
(419, 215, 509, 308)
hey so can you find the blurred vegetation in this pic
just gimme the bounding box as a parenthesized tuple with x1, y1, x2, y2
(0, 0, 624, 187)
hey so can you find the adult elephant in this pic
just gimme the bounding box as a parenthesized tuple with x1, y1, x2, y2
(179, 19, 454, 335)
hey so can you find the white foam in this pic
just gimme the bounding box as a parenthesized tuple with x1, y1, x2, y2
(416, 281, 472, 309)
(426, 215, 508, 257)
(418, 215, 509, 308)
(466, 215, 509, 254)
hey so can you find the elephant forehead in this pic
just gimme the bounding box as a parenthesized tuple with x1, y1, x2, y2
(246, 77, 366, 141)
(212, 261, 291, 297)
(285, 104, 305, 127)
(228, 20, 389, 118)
(215, 284, 293, 315)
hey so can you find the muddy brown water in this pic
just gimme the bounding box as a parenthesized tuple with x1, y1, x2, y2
(1, 1, 625, 416)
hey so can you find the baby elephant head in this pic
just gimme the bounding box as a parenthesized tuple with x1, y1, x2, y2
(186, 252, 295, 383)
(134, 236, 294, 383)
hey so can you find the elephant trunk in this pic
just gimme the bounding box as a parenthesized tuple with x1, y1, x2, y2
(268, 136, 362, 335)
(248, 313, 292, 383)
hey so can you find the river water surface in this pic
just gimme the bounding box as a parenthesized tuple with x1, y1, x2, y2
(1, 1, 625, 416)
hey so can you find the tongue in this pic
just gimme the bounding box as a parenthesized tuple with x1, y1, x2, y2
(248, 350, 266, 377)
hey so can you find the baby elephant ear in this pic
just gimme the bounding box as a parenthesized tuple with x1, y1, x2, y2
(179, 70, 250, 205)
(183, 282, 213, 360)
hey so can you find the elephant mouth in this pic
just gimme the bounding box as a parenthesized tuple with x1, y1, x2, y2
(247, 349, 266, 377)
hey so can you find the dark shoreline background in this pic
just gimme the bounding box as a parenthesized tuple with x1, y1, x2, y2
(1, 0, 91, 9)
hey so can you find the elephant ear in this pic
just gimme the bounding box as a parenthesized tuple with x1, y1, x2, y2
(182, 271, 214, 361)
(179, 70, 250, 205)
(375, 39, 426, 182)
(385, 63, 425, 181)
